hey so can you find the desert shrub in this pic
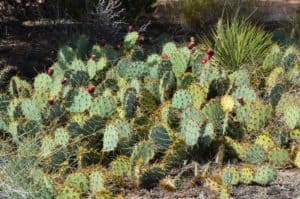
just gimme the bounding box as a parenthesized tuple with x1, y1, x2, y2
(170, 0, 272, 31)
(206, 19, 273, 71)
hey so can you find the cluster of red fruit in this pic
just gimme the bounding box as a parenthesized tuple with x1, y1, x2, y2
(128, 25, 144, 43)
(201, 48, 214, 64)
(46, 67, 96, 105)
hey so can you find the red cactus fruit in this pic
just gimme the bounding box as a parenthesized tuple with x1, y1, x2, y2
(87, 85, 95, 94)
(99, 39, 106, 47)
(48, 98, 55, 105)
(61, 78, 67, 85)
(204, 54, 211, 61)
(128, 25, 134, 32)
(187, 42, 194, 50)
(161, 53, 169, 60)
(206, 48, 214, 57)
(201, 57, 208, 64)
(47, 67, 54, 76)
(236, 97, 244, 105)
(137, 35, 144, 43)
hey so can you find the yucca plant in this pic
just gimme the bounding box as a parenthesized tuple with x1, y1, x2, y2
(207, 19, 272, 71)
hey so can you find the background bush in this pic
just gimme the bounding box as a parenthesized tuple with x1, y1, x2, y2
(170, 0, 272, 32)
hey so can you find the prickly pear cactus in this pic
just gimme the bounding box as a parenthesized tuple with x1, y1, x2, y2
(239, 166, 254, 184)
(268, 148, 289, 167)
(243, 145, 267, 164)
(149, 125, 172, 151)
(221, 166, 239, 185)
(57, 186, 81, 199)
(276, 92, 300, 129)
(1, 29, 300, 198)
(110, 156, 130, 184)
(103, 124, 119, 152)
(162, 42, 190, 78)
(253, 165, 276, 185)
(89, 169, 105, 194)
(64, 172, 89, 193)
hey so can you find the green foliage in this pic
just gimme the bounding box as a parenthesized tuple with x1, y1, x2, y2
(209, 19, 272, 71)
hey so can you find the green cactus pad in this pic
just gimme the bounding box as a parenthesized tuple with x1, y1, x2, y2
(139, 88, 159, 114)
(262, 44, 282, 73)
(111, 156, 130, 184)
(149, 125, 172, 152)
(244, 145, 267, 164)
(159, 71, 177, 103)
(239, 166, 255, 184)
(232, 86, 256, 106)
(124, 32, 139, 49)
(9, 76, 32, 98)
(64, 70, 90, 87)
(123, 88, 138, 121)
(0, 94, 10, 113)
(36, 175, 55, 199)
(254, 165, 276, 185)
(276, 93, 300, 129)
(65, 88, 92, 113)
(181, 107, 203, 125)
(268, 148, 289, 167)
(188, 83, 208, 109)
(103, 124, 119, 152)
(221, 166, 239, 185)
(139, 165, 166, 189)
(90, 96, 116, 118)
(163, 42, 190, 77)
(89, 169, 105, 194)
(34, 73, 52, 91)
(54, 128, 70, 147)
(201, 122, 215, 146)
(57, 46, 76, 67)
(202, 100, 224, 127)
(161, 138, 187, 169)
(21, 98, 42, 122)
(282, 46, 299, 71)
(40, 136, 55, 158)
(57, 186, 80, 199)
(64, 172, 89, 193)
(181, 119, 201, 146)
(130, 141, 155, 166)
(86, 57, 107, 79)
(171, 90, 192, 109)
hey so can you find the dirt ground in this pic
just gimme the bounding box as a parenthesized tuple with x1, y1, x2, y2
(123, 169, 300, 199)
